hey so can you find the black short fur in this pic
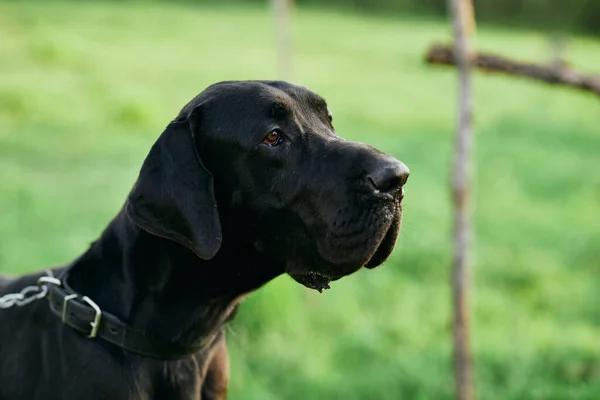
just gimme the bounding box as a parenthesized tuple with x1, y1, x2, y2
(0, 81, 409, 400)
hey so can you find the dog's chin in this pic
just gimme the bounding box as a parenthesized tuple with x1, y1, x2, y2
(289, 271, 333, 293)
(287, 260, 361, 293)
(287, 213, 402, 292)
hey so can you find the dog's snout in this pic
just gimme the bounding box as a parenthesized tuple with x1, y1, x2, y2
(367, 159, 409, 194)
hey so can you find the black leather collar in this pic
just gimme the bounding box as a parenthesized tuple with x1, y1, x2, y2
(44, 270, 213, 360)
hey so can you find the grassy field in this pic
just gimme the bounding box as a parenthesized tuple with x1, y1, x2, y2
(1, 1, 599, 398)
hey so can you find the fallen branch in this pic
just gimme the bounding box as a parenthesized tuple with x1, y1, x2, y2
(426, 44, 600, 96)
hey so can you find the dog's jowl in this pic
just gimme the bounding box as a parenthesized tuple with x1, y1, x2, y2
(0, 81, 409, 400)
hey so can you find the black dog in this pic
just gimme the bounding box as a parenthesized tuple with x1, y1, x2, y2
(0, 81, 409, 399)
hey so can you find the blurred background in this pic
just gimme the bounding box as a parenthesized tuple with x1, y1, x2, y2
(0, 0, 599, 399)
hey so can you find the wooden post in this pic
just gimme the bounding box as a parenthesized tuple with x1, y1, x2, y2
(449, 0, 475, 399)
(548, 34, 566, 70)
(271, 0, 294, 81)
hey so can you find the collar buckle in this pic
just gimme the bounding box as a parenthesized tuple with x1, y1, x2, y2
(61, 293, 103, 339)
(81, 296, 102, 339)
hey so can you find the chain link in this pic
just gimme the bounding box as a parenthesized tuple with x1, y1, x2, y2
(0, 270, 55, 309)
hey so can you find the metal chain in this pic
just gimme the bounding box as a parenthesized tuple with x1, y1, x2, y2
(0, 270, 55, 309)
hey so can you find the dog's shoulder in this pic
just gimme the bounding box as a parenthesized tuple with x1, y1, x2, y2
(0, 275, 15, 294)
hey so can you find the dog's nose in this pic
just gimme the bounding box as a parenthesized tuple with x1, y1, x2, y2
(367, 159, 410, 193)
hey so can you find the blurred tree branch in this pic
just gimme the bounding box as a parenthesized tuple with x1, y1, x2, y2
(426, 44, 600, 96)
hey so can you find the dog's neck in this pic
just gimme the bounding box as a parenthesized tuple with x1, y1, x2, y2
(66, 209, 283, 348)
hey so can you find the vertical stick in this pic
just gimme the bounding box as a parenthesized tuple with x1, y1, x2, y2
(548, 34, 566, 70)
(449, 0, 475, 400)
(271, 0, 294, 81)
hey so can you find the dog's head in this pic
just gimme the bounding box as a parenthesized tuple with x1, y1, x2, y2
(127, 81, 409, 291)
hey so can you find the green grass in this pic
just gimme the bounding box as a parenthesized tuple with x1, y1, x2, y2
(1, 1, 600, 399)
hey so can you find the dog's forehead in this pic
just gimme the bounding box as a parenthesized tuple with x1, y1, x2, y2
(192, 81, 329, 116)
(181, 81, 332, 145)
(259, 81, 328, 111)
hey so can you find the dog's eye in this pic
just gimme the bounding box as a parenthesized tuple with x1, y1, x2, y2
(263, 130, 283, 146)
(328, 113, 333, 123)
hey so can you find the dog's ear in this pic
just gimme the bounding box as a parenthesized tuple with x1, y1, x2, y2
(126, 110, 222, 260)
